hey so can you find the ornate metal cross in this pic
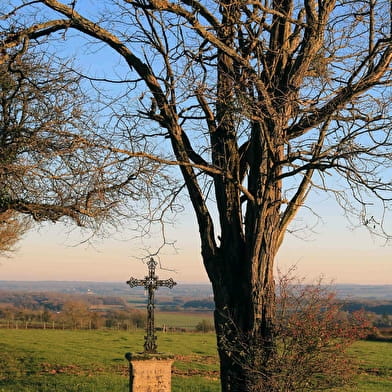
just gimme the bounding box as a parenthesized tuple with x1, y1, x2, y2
(126, 257, 176, 354)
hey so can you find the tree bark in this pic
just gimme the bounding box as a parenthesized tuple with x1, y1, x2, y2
(210, 231, 278, 392)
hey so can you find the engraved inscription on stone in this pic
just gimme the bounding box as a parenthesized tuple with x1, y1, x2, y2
(130, 359, 173, 392)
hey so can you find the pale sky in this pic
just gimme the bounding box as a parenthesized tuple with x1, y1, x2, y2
(1, 197, 391, 285)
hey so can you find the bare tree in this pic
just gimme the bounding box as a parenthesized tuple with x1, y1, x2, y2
(2, 0, 392, 390)
(0, 210, 30, 256)
(0, 44, 174, 250)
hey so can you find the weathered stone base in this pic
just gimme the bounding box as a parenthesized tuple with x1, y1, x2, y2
(125, 353, 174, 392)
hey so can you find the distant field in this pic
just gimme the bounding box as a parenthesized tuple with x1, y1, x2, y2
(0, 329, 391, 392)
(0, 310, 214, 331)
(155, 311, 214, 329)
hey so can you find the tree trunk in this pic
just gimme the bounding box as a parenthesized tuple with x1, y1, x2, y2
(205, 116, 282, 391)
(210, 228, 278, 392)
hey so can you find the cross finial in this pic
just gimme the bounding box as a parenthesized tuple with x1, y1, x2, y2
(126, 258, 176, 353)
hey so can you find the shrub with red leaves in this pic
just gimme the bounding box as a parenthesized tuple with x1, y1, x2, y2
(219, 270, 374, 392)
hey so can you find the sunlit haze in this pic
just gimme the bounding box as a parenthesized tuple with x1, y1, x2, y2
(1, 198, 390, 285)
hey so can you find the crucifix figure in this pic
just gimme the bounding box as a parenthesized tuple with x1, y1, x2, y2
(126, 257, 176, 354)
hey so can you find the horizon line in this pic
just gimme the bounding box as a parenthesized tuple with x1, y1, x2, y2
(1, 279, 391, 286)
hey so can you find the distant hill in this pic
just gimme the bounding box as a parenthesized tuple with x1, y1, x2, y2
(0, 280, 214, 298)
(0, 281, 391, 317)
(0, 281, 391, 299)
(332, 284, 392, 300)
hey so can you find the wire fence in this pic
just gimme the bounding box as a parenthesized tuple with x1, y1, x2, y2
(0, 319, 197, 332)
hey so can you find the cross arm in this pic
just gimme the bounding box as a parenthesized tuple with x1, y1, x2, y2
(156, 278, 177, 289)
(126, 277, 146, 288)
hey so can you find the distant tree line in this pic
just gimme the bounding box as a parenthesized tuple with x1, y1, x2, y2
(342, 301, 392, 318)
(0, 290, 127, 308)
(183, 299, 215, 310)
(0, 291, 144, 330)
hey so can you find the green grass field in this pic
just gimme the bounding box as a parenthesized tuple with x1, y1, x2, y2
(0, 328, 391, 391)
(155, 311, 213, 329)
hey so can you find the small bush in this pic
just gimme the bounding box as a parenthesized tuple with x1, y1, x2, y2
(219, 271, 374, 392)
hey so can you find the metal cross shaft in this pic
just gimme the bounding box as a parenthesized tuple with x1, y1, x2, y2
(126, 258, 176, 354)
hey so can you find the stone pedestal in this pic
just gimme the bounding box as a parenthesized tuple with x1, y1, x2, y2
(125, 353, 174, 392)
